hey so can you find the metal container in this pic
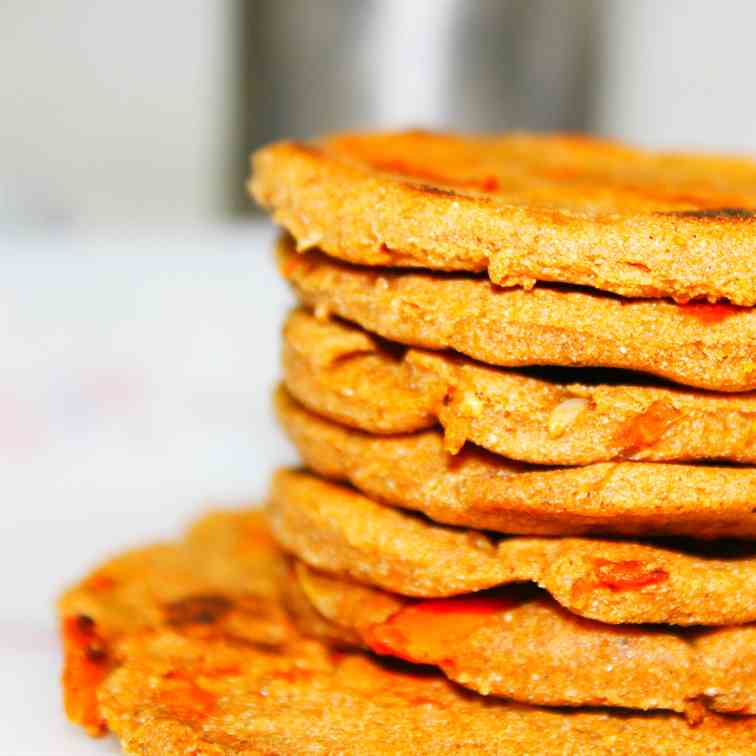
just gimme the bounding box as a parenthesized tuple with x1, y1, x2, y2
(240, 0, 599, 146)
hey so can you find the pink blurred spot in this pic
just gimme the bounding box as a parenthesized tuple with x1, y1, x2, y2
(0, 392, 42, 454)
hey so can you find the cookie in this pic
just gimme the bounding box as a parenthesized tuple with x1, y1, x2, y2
(284, 308, 756, 464)
(59, 509, 756, 755)
(58, 510, 294, 735)
(275, 386, 756, 540)
(268, 468, 756, 625)
(279, 240, 756, 392)
(99, 630, 756, 755)
(290, 560, 755, 715)
(250, 130, 756, 304)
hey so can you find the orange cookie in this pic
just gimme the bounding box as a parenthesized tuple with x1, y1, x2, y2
(284, 308, 756, 464)
(100, 629, 756, 755)
(279, 239, 756, 392)
(58, 510, 295, 736)
(276, 387, 756, 540)
(58, 508, 756, 755)
(251, 130, 756, 304)
(290, 560, 755, 716)
(268, 468, 756, 626)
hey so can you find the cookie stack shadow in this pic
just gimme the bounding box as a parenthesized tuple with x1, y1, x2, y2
(253, 133, 756, 743)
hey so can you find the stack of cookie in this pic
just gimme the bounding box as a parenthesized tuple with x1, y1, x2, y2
(252, 133, 756, 738)
(59, 132, 756, 754)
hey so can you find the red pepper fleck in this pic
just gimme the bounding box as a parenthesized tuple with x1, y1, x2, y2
(281, 254, 307, 278)
(85, 574, 116, 592)
(594, 559, 669, 592)
(406, 596, 513, 616)
(367, 626, 422, 664)
(329, 649, 348, 664)
(270, 668, 316, 683)
(679, 302, 745, 324)
(156, 681, 217, 722)
(61, 615, 111, 736)
(365, 593, 516, 666)
(371, 159, 500, 193)
(402, 695, 441, 707)
(615, 399, 680, 453)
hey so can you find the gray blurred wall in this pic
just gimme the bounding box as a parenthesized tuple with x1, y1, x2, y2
(0, 2, 237, 227)
(597, 0, 756, 152)
(1, 1, 754, 228)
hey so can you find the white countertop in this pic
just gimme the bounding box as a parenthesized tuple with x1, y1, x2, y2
(0, 222, 297, 753)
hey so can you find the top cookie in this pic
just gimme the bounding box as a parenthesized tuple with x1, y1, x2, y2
(250, 130, 756, 304)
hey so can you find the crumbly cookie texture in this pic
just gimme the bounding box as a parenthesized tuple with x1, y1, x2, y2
(278, 239, 756, 392)
(275, 386, 756, 540)
(100, 631, 756, 756)
(268, 467, 756, 626)
(251, 130, 756, 304)
(58, 510, 292, 736)
(58, 510, 756, 755)
(290, 560, 756, 716)
(283, 308, 756, 464)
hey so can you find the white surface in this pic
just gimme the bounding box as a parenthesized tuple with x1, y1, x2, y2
(0, 222, 295, 753)
(598, 1, 756, 153)
(0, 2, 235, 225)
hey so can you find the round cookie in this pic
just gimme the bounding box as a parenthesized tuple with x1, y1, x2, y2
(59, 509, 756, 755)
(284, 308, 756, 465)
(290, 560, 756, 716)
(58, 510, 295, 735)
(100, 629, 756, 755)
(275, 387, 756, 540)
(278, 239, 756, 392)
(267, 468, 756, 626)
(251, 130, 756, 305)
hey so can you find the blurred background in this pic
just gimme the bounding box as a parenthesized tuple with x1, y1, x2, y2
(3, 1, 756, 227)
(1, 3, 755, 749)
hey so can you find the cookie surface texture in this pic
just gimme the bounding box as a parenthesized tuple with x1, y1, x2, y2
(283, 308, 756, 464)
(290, 560, 756, 715)
(276, 386, 756, 540)
(251, 130, 756, 304)
(279, 240, 756, 392)
(268, 468, 756, 625)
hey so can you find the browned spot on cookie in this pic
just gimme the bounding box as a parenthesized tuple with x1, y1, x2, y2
(406, 182, 461, 198)
(441, 385, 456, 406)
(84, 644, 108, 664)
(594, 559, 669, 592)
(233, 595, 284, 623)
(671, 207, 756, 220)
(329, 649, 349, 664)
(370, 158, 500, 194)
(164, 594, 233, 627)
